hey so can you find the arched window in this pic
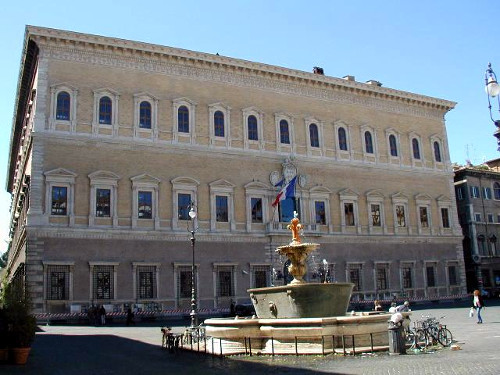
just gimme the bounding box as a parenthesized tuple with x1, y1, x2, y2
(477, 234, 486, 256)
(178, 106, 189, 133)
(389, 134, 398, 157)
(494, 182, 500, 200)
(490, 235, 498, 256)
(139, 101, 151, 129)
(412, 138, 420, 159)
(248, 115, 258, 141)
(56, 91, 70, 121)
(434, 141, 442, 162)
(99, 96, 112, 125)
(338, 127, 347, 151)
(364, 131, 373, 154)
(214, 110, 225, 137)
(280, 120, 290, 144)
(309, 124, 319, 147)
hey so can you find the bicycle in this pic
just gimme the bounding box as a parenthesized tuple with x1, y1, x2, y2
(417, 315, 453, 347)
(182, 324, 206, 345)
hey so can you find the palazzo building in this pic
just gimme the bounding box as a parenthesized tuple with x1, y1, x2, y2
(454, 160, 500, 296)
(5, 26, 466, 314)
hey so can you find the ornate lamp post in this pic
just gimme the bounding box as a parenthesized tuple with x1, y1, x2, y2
(188, 204, 198, 329)
(485, 63, 500, 150)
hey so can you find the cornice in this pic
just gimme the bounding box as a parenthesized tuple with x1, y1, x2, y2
(26, 26, 455, 117)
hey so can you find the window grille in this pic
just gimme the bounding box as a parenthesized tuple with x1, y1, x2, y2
(47, 265, 70, 300)
(280, 120, 290, 144)
(402, 267, 413, 288)
(217, 266, 234, 297)
(348, 266, 361, 291)
(426, 266, 436, 287)
(137, 266, 156, 299)
(448, 266, 458, 286)
(216, 195, 228, 222)
(376, 267, 388, 290)
(93, 265, 113, 300)
(177, 266, 193, 299)
(253, 266, 270, 288)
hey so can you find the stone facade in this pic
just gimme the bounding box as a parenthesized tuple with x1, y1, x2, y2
(5, 26, 466, 313)
(454, 161, 500, 295)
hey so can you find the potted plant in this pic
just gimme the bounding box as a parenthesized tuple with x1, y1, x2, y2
(2, 282, 37, 365)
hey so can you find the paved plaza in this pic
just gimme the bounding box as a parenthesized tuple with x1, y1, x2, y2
(1, 302, 499, 374)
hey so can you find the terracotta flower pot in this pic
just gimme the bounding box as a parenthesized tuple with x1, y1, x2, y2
(11, 347, 31, 365)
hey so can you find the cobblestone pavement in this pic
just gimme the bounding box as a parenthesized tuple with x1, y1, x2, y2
(1, 303, 499, 374)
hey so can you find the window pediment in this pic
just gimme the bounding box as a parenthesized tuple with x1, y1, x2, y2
(131, 173, 160, 184)
(436, 194, 451, 203)
(209, 179, 235, 189)
(339, 188, 358, 199)
(391, 192, 408, 202)
(134, 92, 158, 100)
(51, 82, 78, 91)
(173, 97, 197, 106)
(171, 176, 200, 186)
(88, 170, 120, 181)
(310, 186, 332, 194)
(366, 189, 385, 199)
(44, 168, 77, 179)
(415, 193, 432, 203)
(94, 87, 119, 96)
(244, 181, 269, 190)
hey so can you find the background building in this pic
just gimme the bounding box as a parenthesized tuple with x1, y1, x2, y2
(5, 26, 466, 314)
(454, 160, 500, 296)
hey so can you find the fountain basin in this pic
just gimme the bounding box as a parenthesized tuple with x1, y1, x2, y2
(248, 282, 354, 319)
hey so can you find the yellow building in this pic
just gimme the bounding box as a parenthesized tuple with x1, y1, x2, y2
(5, 26, 465, 314)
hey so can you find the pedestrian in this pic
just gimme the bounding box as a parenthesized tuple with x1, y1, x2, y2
(473, 289, 485, 324)
(374, 300, 383, 311)
(99, 305, 106, 325)
(395, 301, 410, 312)
(126, 308, 135, 326)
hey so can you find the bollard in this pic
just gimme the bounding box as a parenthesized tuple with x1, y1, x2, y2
(388, 321, 406, 355)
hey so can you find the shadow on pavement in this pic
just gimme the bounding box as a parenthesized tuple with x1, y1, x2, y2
(1, 334, 342, 375)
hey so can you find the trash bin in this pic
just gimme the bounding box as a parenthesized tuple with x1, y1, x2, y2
(388, 321, 406, 355)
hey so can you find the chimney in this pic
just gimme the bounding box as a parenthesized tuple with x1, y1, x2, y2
(343, 75, 355, 81)
(313, 67, 324, 75)
(366, 80, 382, 87)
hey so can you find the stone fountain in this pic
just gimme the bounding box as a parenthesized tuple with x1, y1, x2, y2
(248, 212, 354, 319)
(204, 213, 400, 355)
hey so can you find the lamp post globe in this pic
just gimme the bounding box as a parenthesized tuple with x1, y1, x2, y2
(485, 63, 500, 149)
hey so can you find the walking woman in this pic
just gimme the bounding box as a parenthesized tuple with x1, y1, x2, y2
(473, 289, 485, 324)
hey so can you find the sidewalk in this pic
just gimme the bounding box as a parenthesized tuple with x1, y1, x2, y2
(1, 304, 499, 374)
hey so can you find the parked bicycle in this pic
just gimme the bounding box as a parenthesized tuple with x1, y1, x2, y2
(405, 315, 452, 348)
(182, 324, 206, 345)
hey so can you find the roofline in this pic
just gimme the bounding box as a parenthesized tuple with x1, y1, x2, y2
(25, 25, 456, 112)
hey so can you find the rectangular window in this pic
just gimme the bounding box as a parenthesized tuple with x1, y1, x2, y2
(178, 266, 193, 299)
(348, 267, 361, 291)
(396, 205, 406, 227)
(402, 267, 413, 289)
(371, 204, 381, 227)
(426, 266, 436, 287)
(279, 197, 299, 223)
(497, 214, 500, 223)
(484, 187, 492, 200)
(376, 267, 388, 290)
(217, 267, 233, 297)
(470, 186, 480, 198)
(96, 188, 111, 217)
(51, 186, 67, 215)
(481, 269, 492, 287)
(448, 265, 458, 286)
(251, 198, 263, 223)
(138, 191, 152, 219)
(177, 193, 191, 220)
(137, 266, 156, 299)
(315, 201, 326, 225)
(216, 195, 228, 222)
(47, 265, 70, 300)
(475, 213, 482, 222)
(253, 266, 269, 288)
(419, 206, 429, 228)
(456, 187, 463, 200)
(93, 266, 113, 300)
(344, 203, 355, 226)
(441, 208, 450, 228)
(488, 213, 494, 223)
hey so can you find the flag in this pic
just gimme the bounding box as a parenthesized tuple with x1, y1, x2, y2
(272, 176, 297, 207)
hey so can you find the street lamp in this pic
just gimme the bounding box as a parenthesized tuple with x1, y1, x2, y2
(188, 204, 198, 329)
(485, 63, 500, 150)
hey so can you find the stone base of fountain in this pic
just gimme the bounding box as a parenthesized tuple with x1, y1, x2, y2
(204, 312, 410, 356)
(248, 282, 354, 319)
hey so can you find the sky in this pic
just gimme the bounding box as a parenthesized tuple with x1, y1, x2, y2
(1, 0, 499, 256)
